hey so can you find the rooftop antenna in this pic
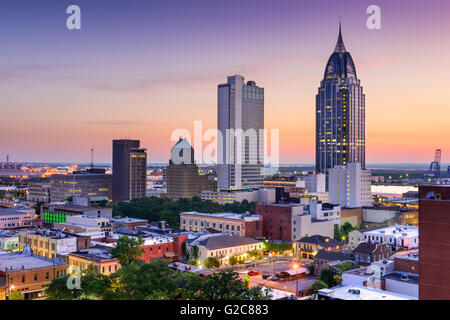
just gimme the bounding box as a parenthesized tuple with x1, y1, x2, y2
(91, 148, 94, 169)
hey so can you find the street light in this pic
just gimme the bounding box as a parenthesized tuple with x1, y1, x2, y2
(293, 264, 299, 297)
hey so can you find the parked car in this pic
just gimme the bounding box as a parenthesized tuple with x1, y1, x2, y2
(248, 271, 259, 276)
(268, 276, 280, 281)
(238, 270, 250, 274)
(261, 274, 270, 280)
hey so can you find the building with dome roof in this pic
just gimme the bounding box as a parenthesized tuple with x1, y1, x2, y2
(166, 138, 210, 199)
(316, 23, 365, 174)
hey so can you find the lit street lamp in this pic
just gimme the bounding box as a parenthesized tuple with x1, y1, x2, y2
(293, 264, 299, 297)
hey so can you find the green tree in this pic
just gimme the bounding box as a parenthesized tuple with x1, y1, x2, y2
(319, 268, 338, 288)
(191, 245, 199, 260)
(304, 280, 328, 297)
(228, 256, 239, 266)
(336, 261, 355, 275)
(181, 242, 190, 261)
(45, 276, 83, 300)
(179, 271, 272, 300)
(111, 236, 145, 266)
(204, 257, 221, 269)
(114, 259, 179, 300)
(334, 224, 342, 241)
(8, 290, 24, 300)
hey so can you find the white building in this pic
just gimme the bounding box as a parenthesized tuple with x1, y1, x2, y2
(217, 75, 264, 190)
(200, 188, 275, 205)
(363, 225, 419, 251)
(300, 173, 326, 193)
(186, 233, 263, 266)
(308, 200, 341, 225)
(328, 162, 372, 208)
(317, 285, 416, 300)
(53, 215, 111, 233)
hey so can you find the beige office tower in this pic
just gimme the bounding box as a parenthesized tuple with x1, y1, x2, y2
(166, 138, 207, 199)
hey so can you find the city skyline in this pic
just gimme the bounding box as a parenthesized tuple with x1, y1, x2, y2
(1, 0, 449, 164)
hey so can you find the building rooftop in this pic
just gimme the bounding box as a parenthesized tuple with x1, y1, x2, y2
(352, 242, 379, 254)
(0, 246, 66, 272)
(383, 272, 419, 285)
(180, 211, 261, 222)
(0, 207, 34, 216)
(363, 225, 418, 238)
(69, 248, 117, 262)
(393, 249, 419, 261)
(19, 229, 76, 240)
(318, 285, 416, 300)
(188, 233, 261, 250)
(315, 250, 352, 261)
(298, 235, 341, 247)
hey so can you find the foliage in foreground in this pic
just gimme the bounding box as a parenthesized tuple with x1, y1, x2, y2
(45, 259, 272, 300)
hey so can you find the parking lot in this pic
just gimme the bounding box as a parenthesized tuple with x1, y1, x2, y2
(236, 260, 317, 295)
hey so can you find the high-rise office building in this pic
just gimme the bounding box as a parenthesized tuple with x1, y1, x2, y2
(166, 138, 207, 199)
(418, 185, 450, 300)
(112, 139, 147, 202)
(217, 75, 264, 190)
(316, 24, 365, 173)
(328, 162, 372, 208)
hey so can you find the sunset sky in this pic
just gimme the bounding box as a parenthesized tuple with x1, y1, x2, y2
(0, 0, 449, 164)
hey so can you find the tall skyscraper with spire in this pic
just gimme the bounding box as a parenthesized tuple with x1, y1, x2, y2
(315, 23, 365, 173)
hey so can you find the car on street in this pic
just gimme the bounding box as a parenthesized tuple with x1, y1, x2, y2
(261, 274, 270, 279)
(248, 271, 259, 276)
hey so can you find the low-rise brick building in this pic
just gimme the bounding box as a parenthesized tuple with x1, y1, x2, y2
(180, 212, 262, 238)
(0, 245, 68, 300)
(352, 242, 391, 265)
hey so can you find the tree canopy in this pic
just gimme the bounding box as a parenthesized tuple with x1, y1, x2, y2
(111, 236, 145, 266)
(112, 196, 256, 228)
(45, 259, 271, 300)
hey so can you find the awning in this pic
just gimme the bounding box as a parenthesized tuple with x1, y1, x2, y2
(164, 252, 176, 258)
(283, 268, 310, 276)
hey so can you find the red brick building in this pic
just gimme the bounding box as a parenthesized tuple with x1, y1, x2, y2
(257, 203, 299, 242)
(92, 233, 188, 263)
(139, 234, 188, 262)
(419, 185, 450, 300)
(393, 250, 419, 275)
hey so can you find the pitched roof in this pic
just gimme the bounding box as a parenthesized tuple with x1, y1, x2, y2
(298, 235, 341, 248)
(315, 250, 352, 261)
(192, 234, 261, 250)
(352, 242, 377, 254)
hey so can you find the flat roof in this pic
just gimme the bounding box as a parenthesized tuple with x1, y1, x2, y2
(0, 249, 66, 272)
(318, 285, 416, 300)
(363, 225, 418, 238)
(180, 211, 260, 222)
(0, 207, 34, 216)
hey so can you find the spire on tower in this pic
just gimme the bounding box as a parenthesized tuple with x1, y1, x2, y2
(334, 20, 347, 53)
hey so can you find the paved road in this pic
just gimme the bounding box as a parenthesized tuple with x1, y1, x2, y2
(239, 273, 318, 295)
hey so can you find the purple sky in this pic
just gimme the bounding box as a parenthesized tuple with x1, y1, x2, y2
(0, 0, 449, 164)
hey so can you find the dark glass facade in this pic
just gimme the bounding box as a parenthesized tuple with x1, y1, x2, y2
(316, 25, 365, 173)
